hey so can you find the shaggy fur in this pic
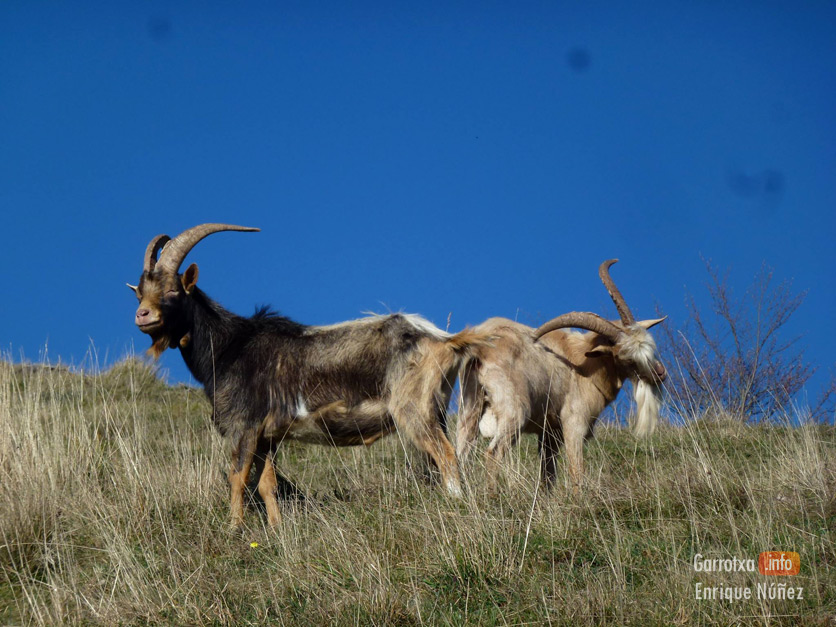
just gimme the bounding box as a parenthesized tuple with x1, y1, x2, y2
(457, 317, 665, 491)
(633, 378, 662, 437)
(132, 229, 489, 527)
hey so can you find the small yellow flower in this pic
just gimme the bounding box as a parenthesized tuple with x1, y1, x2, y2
(250, 542, 259, 548)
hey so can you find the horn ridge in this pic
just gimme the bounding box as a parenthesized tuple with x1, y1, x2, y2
(143, 234, 171, 273)
(154, 223, 260, 274)
(599, 259, 635, 325)
(533, 312, 623, 343)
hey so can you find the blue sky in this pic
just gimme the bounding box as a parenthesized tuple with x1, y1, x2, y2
(1, 2, 834, 407)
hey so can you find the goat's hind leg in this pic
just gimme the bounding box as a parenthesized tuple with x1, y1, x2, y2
(313, 399, 393, 446)
(401, 414, 462, 496)
(390, 396, 462, 497)
(390, 351, 464, 497)
(456, 359, 484, 464)
(537, 419, 564, 489)
(484, 414, 522, 495)
(480, 371, 529, 495)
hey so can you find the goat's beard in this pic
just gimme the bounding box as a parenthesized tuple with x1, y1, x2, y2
(146, 330, 177, 360)
(632, 378, 662, 437)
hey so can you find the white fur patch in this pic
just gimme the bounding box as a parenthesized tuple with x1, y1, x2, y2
(310, 316, 386, 333)
(479, 409, 498, 438)
(400, 313, 450, 340)
(310, 313, 450, 339)
(620, 326, 661, 381)
(296, 395, 309, 418)
(282, 397, 334, 444)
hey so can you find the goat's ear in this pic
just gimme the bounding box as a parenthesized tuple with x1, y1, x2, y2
(637, 316, 667, 330)
(181, 263, 199, 294)
(585, 345, 612, 359)
(126, 283, 140, 297)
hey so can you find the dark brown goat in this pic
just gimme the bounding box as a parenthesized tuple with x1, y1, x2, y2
(129, 223, 488, 527)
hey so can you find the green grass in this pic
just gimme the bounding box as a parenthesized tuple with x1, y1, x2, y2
(1, 358, 834, 625)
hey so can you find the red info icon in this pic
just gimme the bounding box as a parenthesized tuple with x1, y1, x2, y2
(758, 552, 800, 576)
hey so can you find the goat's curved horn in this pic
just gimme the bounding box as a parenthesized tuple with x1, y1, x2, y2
(144, 235, 171, 273)
(155, 223, 260, 275)
(599, 259, 635, 325)
(533, 312, 623, 343)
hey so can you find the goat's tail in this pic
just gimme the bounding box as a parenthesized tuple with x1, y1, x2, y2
(441, 330, 492, 461)
(632, 378, 662, 437)
(422, 328, 493, 379)
(445, 328, 494, 355)
(407, 328, 492, 435)
(397, 328, 491, 404)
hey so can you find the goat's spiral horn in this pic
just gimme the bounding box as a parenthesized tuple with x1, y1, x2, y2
(533, 312, 623, 343)
(599, 259, 635, 326)
(143, 235, 171, 273)
(151, 223, 260, 275)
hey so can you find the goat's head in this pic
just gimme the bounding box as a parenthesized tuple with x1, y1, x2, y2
(533, 259, 666, 435)
(128, 223, 259, 358)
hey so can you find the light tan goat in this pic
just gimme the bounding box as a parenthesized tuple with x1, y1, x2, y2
(456, 260, 666, 491)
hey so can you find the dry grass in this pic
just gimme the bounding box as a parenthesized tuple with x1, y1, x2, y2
(1, 358, 834, 625)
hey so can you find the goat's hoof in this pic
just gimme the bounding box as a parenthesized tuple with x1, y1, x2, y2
(445, 480, 464, 498)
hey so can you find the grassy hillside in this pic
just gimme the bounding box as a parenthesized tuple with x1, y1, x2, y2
(1, 358, 833, 625)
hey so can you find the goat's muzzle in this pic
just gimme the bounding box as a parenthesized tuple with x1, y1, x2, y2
(652, 360, 667, 383)
(135, 307, 162, 333)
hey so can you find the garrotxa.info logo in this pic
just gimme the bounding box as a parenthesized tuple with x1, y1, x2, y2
(693, 551, 803, 602)
(758, 551, 800, 576)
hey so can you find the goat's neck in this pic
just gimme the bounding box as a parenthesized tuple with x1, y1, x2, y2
(585, 361, 623, 405)
(555, 330, 624, 404)
(178, 288, 241, 393)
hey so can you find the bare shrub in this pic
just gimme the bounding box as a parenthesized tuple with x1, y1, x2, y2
(657, 259, 834, 421)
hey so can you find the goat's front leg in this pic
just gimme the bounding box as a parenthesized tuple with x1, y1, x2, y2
(562, 414, 586, 493)
(229, 429, 258, 528)
(484, 414, 520, 495)
(252, 438, 282, 527)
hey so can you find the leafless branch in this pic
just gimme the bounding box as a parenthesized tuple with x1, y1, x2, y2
(655, 260, 827, 421)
